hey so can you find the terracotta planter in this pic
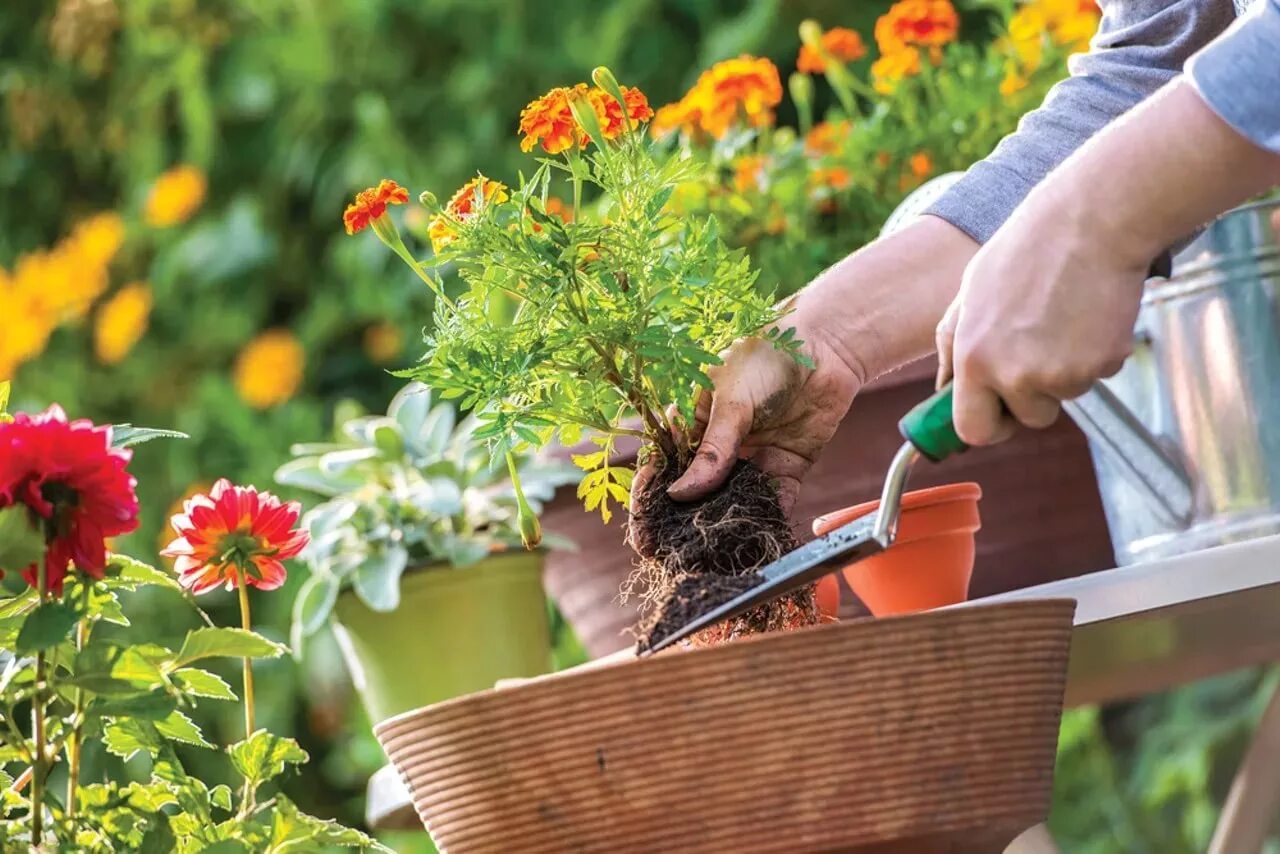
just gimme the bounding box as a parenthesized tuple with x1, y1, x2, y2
(814, 482, 981, 617)
(544, 359, 1115, 657)
(332, 550, 552, 724)
(376, 599, 1076, 852)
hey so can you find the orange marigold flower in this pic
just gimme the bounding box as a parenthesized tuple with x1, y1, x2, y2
(804, 119, 852, 156)
(651, 97, 703, 139)
(874, 0, 959, 54)
(732, 155, 769, 193)
(797, 27, 868, 74)
(811, 166, 852, 190)
(909, 152, 933, 177)
(519, 85, 587, 154)
(589, 85, 654, 139)
(693, 55, 784, 139)
(161, 479, 308, 595)
(429, 175, 510, 253)
(343, 179, 410, 236)
(871, 46, 922, 94)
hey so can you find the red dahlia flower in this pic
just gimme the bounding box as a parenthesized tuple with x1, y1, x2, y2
(0, 405, 139, 594)
(162, 479, 308, 595)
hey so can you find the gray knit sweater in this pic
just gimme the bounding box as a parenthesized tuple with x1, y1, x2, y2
(927, 0, 1280, 244)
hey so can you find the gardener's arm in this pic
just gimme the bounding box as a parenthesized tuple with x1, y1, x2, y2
(943, 1, 1280, 444)
(926, 0, 1234, 243)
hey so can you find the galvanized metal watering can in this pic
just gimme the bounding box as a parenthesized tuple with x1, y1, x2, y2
(884, 176, 1280, 564)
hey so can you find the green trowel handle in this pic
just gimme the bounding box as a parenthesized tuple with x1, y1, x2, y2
(898, 382, 966, 463)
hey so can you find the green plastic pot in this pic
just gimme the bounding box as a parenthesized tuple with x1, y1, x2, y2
(332, 550, 551, 723)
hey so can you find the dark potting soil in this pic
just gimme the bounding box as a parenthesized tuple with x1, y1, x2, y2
(627, 457, 819, 652)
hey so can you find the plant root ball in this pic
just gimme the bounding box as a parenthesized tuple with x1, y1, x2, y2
(626, 457, 819, 651)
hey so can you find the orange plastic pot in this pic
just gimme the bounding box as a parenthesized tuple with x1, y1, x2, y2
(813, 482, 982, 617)
(815, 574, 841, 622)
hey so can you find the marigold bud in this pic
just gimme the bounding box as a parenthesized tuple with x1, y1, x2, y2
(418, 190, 438, 209)
(799, 19, 824, 52)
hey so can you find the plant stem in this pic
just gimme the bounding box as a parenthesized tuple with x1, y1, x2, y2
(65, 614, 89, 818)
(388, 240, 459, 314)
(30, 561, 48, 846)
(236, 572, 256, 740)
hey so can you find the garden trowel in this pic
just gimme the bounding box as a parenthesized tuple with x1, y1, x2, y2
(643, 374, 1193, 654)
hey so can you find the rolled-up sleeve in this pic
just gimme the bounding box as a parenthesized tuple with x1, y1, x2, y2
(1187, 0, 1280, 153)
(927, 0, 1234, 244)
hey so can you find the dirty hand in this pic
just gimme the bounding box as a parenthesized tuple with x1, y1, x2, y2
(635, 215, 979, 514)
(936, 79, 1280, 447)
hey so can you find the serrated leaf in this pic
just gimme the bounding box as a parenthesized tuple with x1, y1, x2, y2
(229, 730, 309, 788)
(110, 425, 189, 449)
(16, 599, 81, 654)
(89, 689, 179, 721)
(107, 554, 181, 590)
(571, 451, 606, 471)
(170, 627, 287, 670)
(173, 667, 237, 701)
(103, 719, 165, 761)
(268, 796, 390, 852)
(156, 709, 212, 748)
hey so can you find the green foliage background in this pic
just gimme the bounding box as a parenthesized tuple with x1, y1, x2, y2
(2, 0, 1275, 850)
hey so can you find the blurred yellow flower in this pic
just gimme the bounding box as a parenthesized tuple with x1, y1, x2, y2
(871, 46, 922, 94)
(233, 329, 304, 409)
(363, 322, 404, 364)
(145, 165, 207, 228)
(1003, 0, 1100, 76)
(68, 211, 125, 268)
(653, 56, 782, 141)
(94, 282, 152, 364)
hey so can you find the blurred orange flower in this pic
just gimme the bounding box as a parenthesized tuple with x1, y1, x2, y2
(909, 151, 933, 177)
(811, 166, 852, 191)
(363, 321, 404, 364)
(805, 119, 852, 156)
(871, 46, 923, 94)
(94, 282, 152, 365)
(233, 329, 304, 409)
(428, 175, 509, 253)
(343, 179, 410, 236)
(732, 155, 769, 192)
(654, 55, 782, 141)
(874, 0, 959, 55)
(797, 27, 867, 74)
(145, 165, 206, 228)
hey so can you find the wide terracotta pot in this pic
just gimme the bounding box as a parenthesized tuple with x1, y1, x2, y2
(544, 360, 1116, 658)
(332, 550, 552, 724)
(815, 482, 982, 617)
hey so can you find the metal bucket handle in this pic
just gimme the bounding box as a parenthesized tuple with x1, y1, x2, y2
(883, 173, 1195, 528)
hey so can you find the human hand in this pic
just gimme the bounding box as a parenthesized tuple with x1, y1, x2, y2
(634, 215, 978, 513)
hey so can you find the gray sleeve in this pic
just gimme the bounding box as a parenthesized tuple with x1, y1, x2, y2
(926, 0, 1235, 244)
(1187, 0, 1280, 153)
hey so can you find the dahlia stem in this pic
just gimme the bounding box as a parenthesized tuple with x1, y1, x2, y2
(30, 561, 48, 846)
(65, 615, 89, 818)
(236, 571, 256, 741)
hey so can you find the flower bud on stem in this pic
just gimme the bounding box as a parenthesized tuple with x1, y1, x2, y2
(506, 451, 542, 549)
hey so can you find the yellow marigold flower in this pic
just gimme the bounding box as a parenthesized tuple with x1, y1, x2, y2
(363, 322, 404, 364)
(68, 212, 125, 268)
(651, 97, 703, 139)
(797, 27, 867, 74)
(732, 155, 769, 192)
(145, 165, 207, 228)
(804, 119, 852, 156)
(233, 329, 305, 409)
(1040, 0, 1100, 52)
(428, 175, 509, 253)
(94, 282, 152, 365)
(1000, 66, 1031, 95)
(871, 46, 922, 94)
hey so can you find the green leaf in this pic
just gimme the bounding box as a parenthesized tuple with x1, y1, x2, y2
(0, 506, 44, 573)
(73, 645, 167, 694)
(156, 709, 212, 748)
(103, 719, 165, 761)
(352, 545, 409, 612)
(109, 425, 189, 449)
(89, 689, 179, 721)
(267, 796, 390, 851)
(173, 667, 237, 701)
(229, 730, 308, 788)
(291, 573, 338, 648)
(170, 627, 287, 670)
(107, 554, 181, 590)
(209, 784, 233, 812)
(16, 599, 81, 654)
